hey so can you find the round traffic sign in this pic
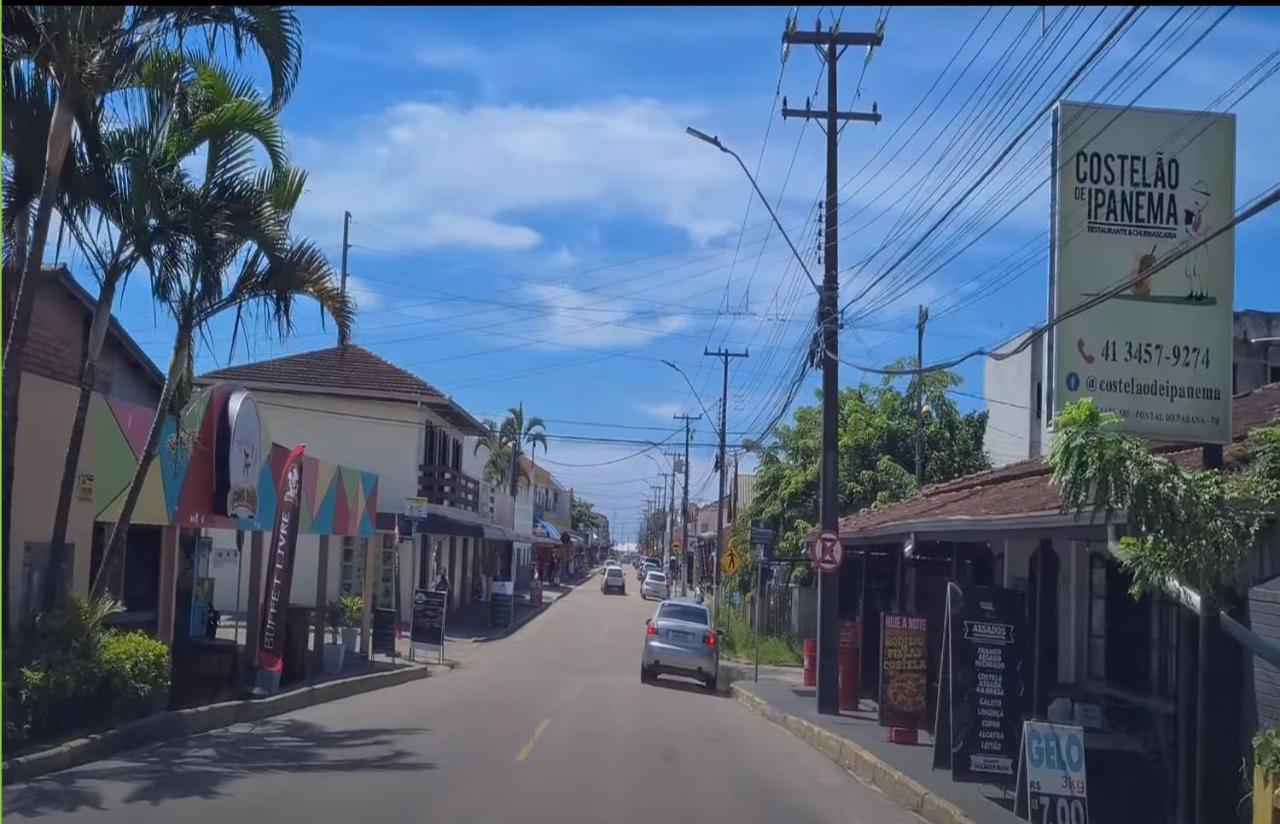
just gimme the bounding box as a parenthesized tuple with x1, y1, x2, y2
(810, 530, 843, 572)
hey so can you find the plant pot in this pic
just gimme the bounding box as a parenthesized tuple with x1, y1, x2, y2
(341, 627, 359, 653)
(322, 642, 346, 675)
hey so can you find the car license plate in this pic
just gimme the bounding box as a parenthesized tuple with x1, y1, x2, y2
(670, 630, 691, 641)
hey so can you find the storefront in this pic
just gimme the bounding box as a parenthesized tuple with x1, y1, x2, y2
(88, 382, 379, 701)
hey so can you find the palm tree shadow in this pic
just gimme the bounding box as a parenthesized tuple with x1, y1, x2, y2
(3, 720, 435, 817)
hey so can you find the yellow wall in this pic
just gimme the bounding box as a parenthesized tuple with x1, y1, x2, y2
(8, 372, 99, 621)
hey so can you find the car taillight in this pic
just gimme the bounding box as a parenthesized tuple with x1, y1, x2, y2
(646, 624, 658, 636)
(704, 630, 717, 647)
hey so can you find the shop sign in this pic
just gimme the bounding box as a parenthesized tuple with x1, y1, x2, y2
(933, 584, 1026, 785)
(412, 588, 448, 645)
(1050, 101, 1235, 443)
(254, 444, 305, 694)
(879, 613, 929, 730)
(1021, 721, 1089, 824)
(214, 388, 264, 519)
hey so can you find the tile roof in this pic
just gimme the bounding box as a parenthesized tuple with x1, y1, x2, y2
(839, 383, 1280, 539)
(197, 344, 486, 435)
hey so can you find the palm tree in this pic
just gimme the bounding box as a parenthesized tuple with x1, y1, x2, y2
(43, 56, 288, 609)
(473, 419, 518, 490)
(90, 94, 352, 599)
(2, 5, 302, 617)
(500, 402, 548, 499)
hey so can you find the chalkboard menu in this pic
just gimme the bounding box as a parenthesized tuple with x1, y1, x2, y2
(412, 588, 448, 645)
(491, 580, 514, 628)
(932, 584, 1026, 785)
(372, 607, 398, 656)
(879, 613, 929, 729)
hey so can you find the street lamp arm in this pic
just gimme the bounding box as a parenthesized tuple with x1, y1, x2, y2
(660, 359, 718, 428)
(686, 125, 821, 295)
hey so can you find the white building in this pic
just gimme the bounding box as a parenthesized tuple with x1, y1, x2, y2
(196, 344, 494, 621)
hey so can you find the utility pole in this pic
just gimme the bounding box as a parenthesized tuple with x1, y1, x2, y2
(782, 14, 884, 716)
(915, 305, 929, 486)
(704, 347, 748, 624)
(665, 451, 680, 586)
(674, 413, 701, 597)
(659, 472, 673, 569)
(339, 210, 352, 347)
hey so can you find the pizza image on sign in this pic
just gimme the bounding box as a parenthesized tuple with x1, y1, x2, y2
(879, 612, 929, 729)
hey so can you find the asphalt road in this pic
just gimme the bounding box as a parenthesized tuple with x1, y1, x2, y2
(5, 572, 919, 824)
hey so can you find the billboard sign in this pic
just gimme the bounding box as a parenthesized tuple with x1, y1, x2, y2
(1051, 101, 1235, 443)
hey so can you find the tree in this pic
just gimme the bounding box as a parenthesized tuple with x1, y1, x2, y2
(2, 5, 302, 619)
(43, 55, 288, 609)
(734, 369, 990, 560)
(473, 419, 514, 488)
(1049, 398, 1280, 602)
(500, 402, 547, 498)
(90, 84, 352, 598)
(571, 496, 596, 532)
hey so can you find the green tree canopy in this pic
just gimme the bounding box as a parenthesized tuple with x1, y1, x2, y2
(734, 367, 990, 560)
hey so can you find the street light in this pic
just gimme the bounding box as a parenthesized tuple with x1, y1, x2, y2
(685, 126, 820, 294)
(660, 359, 717, 425)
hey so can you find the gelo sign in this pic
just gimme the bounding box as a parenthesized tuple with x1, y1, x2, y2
(1022, 721, 1089, 824)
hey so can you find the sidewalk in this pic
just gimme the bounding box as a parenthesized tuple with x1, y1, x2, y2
(730, 677, 1024, 824)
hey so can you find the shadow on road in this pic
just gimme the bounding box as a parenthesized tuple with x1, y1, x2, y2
(3, 719, 434, 818)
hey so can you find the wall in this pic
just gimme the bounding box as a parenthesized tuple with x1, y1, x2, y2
(9, 374, 98, 614)
(1234, 311, 1280, 393)
(983, 330, 1043, 467)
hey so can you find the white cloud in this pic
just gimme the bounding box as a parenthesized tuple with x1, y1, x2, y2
(343, 275, 385, 312)
(290, 98, 750, 255)
(520, 282, 690, 349)
(638, 401, 685, 421)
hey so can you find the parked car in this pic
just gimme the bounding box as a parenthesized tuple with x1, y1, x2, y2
(641, 570, 669, 600)
(637, 559, 660, 582)
(601, 565, 626, 595)
(641, 600, 718, 691)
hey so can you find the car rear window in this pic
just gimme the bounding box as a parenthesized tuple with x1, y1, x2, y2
(657, 604, 708, 625)
(646, 572, 666, 582)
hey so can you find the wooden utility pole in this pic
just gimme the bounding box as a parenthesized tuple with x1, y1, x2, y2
(704, 347, 749, 624)
(782, 15, 884, 716)
(915, 305, 929, 486)
(675, 413, 701, 596)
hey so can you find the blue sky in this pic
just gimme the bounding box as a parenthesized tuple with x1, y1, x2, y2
(67, 6, 1279, 542)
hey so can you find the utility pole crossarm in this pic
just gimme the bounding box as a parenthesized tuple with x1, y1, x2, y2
(783, 30, 884, 48)
(782, 107, 881, 124)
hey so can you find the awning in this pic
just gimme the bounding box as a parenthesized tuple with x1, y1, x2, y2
(482, 523, 537, 543)
(534, 519, 561, 542)
(404, 511, 484, 539)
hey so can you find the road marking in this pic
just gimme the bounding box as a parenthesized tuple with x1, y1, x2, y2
(515, 718, 550, 762)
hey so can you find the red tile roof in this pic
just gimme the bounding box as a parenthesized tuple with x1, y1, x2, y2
(197, 344, 486, 435)
(839, 383, 1280, 539)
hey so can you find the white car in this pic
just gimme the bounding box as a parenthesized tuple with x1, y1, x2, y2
(641, 570, 670, 601)
(601, 565, 626, 595)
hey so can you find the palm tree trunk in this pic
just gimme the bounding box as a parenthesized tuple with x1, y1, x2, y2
(3, 88, 76, 631)
(90, 328, 188, 601)
(45, 277, 118, 610)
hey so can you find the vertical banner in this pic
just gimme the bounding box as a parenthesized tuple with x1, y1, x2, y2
(254, 443, 306, 695)
(1050, 101, 1235, 442)
(1022, 721, 1089, 824)
(880, 613, 929, 729)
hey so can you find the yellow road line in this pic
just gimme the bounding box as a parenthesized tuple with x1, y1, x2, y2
(515, 718, 550, 762)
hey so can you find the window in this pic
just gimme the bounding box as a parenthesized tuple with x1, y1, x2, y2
(423, 423, 437, 465)
(1087, 552, 1107, 679)
(1271, 365, 1280, 385)
(657, 603, 708, 625)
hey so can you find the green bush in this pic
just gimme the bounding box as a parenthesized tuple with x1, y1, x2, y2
(3, 597, 171, 753)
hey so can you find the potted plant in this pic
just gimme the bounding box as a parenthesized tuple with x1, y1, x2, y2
(339, 595, 363, 653)
(319, 602, 345, 675)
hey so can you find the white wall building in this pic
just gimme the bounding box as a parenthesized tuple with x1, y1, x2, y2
(196, 344, 489, 621)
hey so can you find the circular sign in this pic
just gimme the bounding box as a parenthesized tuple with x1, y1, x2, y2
(811, 530, 843, 573)
(721, 546, 741, 575)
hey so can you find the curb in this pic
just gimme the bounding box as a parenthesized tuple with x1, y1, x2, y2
(3, 663, 431, 785)
(730, 684, 976, 824)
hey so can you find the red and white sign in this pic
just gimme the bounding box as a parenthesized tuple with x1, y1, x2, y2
(811, 530, 843, 573)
